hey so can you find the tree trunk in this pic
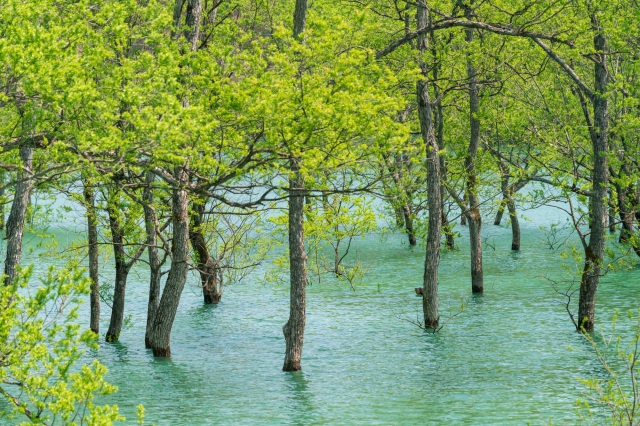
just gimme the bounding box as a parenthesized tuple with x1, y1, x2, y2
(149, 167, 191, 357)
(417, 79, 441, 329)
(577, 24, 609, 332)
(283, 161, 307, 371)
(416, 1, 441, 328)
(494, 197, 506, 225)
(4, 145, 33, 286)
(0, 171, 5, 231)
(84, 182, 100, 334)
(143, 172, 162, 349)
(465, 21, 483, 294)
(189, 199, 222, 304)
(105, 192, 130, 343)
(402, 203, 417, 246)
(507, 199, 520, 251)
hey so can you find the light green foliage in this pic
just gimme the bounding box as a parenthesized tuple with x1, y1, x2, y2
(577, 310, 640, 424)
(0, 265, 123, 424)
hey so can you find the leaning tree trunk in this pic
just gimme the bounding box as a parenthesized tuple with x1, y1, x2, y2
(494, 197, 507, 226)
(4, 145, 33, 286)
(149, 167, 191, 357)
(577, 25, 609, 332)
(83, 182, 100, 334)
(465, 22, 483, 294)
(283, 161, 307, 371)
(143, 172, 162, 348)
(105, 193, 130, 343)
(189, 198, 222, 304)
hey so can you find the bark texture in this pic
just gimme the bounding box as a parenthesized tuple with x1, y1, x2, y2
(4, 145, 33, 286)
(417, 1, 441, 328)
(84, 183, 100, 334)
(189, 199, 222, 304)
(578, 23, 609, 332)
(464, 22, 483, 294)
(105, 191, 130, 343)
(149, 167, 191, 356)
(283, 162, 307, 371)
(143, 172, 162, 349)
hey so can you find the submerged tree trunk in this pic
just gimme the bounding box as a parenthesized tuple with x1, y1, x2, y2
(283, 161, 307, 371)
(507, 198, 520, 251)
(577, 23, 609, 332)
(149, 167, 191, 357)
(416, 1, 441, 328)
(105, 190, 130, 343)
(143, 172, 162, 348)
(402, 203, 417, 246)
(84, 182, 100, 334)
(417, 79, 441, 329)
(282, 0, 308, 372)
(4, 145, 33, 286)
(464, 22, 483, 294)
(189, 198, 222, 304)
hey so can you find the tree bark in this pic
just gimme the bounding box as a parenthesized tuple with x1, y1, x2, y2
(283, 161, 307, 371)
(143, 172, 162, 349)
(578, 22, 609, 332)
(402, 203, 417, 246)
(4, 145, 33, 286)
(417, 1, 441, 328)
(464, 19, 483, 294)
(507, 199, 520, 251)
(83, 182, 100, 334)
(494, 198, 506, 225)
(189, 198, 222, 304)
(418, 79, 441, 329)
(149, 167, 191, 357)
(105, 189, 130, 343)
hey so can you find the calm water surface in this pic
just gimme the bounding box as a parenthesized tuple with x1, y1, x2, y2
(29, 205, 640, 424)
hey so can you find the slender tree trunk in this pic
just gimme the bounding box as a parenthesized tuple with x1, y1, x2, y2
(143, 172, 162, 348)
(0, 171, 5, 231)
(283, 161, 307, 371)
(4, 145, 33, 286)
(394, 206, 405, 228)
(416, 1, 441, 328)
(507, 199, 520, 251)
(418, 79, 441, 329)
(465, 21, 483, 294)
(578, 24, 609, 332)
(402, 203, 417, 246)
(84, 182, 100, 334)
(282, 0, 309, 372)
(189, 199, 222, 304)
(149, 167, 191, 357)
(105, 192, 130, 343)
(494, 197, 506, 225)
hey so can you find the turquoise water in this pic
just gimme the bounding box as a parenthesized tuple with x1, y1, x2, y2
(23, 205, 640, 424)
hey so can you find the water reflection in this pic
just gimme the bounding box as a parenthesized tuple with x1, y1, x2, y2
(283, 371, 314, 424)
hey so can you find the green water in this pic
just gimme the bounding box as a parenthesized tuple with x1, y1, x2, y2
(27, 205, 640, 424)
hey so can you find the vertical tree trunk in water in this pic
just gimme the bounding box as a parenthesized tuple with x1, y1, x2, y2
(283, 162, 307, 371)
(282, 0, 308, 372)
(402, 204, 417, 246)
(150, 167, 190, 356)
(84, 183, 100, 334)
(189, 199, 222, 304)
(417, 80, 441, 329)
(4, 145, 33, 286)
(578, 24, 608, 332)
(465, 21, 483, 294)
(0, 171, 5, 231)
(106, 194, 130, 343)
(507, 199, 520, 250)
(494, 197, 506, 226)
(143, 172, 162, 348)
(416, 1, 441, 328)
